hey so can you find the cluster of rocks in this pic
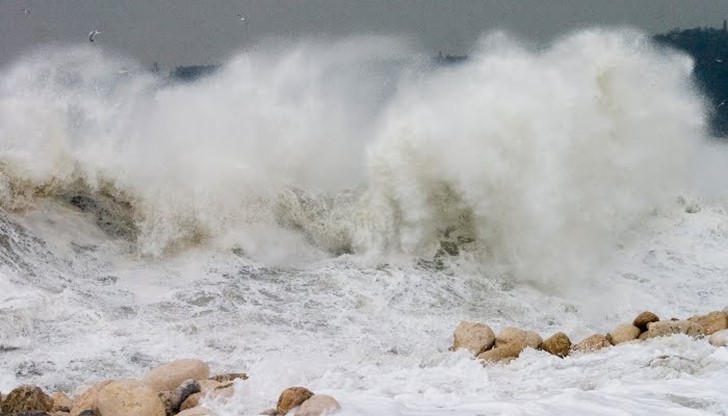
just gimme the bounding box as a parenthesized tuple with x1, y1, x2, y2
(452, 308, 728, 363)
(0, 359, 341, 416)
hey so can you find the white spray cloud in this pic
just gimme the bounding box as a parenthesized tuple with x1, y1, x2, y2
(0, 31, 708, 283)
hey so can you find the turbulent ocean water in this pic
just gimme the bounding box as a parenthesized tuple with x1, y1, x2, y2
(1, 29, 728, 415)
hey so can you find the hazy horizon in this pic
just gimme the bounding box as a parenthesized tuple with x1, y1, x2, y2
(1, 1, 728, 69)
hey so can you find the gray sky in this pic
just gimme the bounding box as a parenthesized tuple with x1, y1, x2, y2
(1, 1, 727, 69)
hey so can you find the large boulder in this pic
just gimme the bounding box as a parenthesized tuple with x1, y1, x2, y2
(96, 379, 165, 416)
(709, 329, 728, 347)
(52, 391, 72, 412)
(176, 408, 217, 416)
(633, 311, 660, 332)
(1, 385, 54, 414)
(573, 334, 612, 353)
(477, 340, 526, 363)
(294, 394, 341, 416)
(495, 327, 542, 349)
(607, 324, 641, 345)
(143, 359, 210, 393)
(540, 332, 571, 358)
(688, 311, 728, 335)
(277, 387, 314, 415)
(639, 320, 704, 340)
(451, 321, 496, 355)
(70, 381, 113, 416)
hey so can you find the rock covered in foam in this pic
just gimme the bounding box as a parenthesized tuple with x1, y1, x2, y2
(1, 385, 53, 414)
(639, 320, 704, 340)
(709, 329, 728, 347)
(633, 311, 659, 332)
(540, 332, 571, 358)
(451, 321, 496, 355)
(96, 379, 165, 416)
(142, 359, 210, 393)
(688, 311, 728, 335)
(179, 379, 235, 412)
(573, 334, 612, 353)
(276, 387, 314, 415)
(294, 394, 341, 416)
(607, 323, 641, 345)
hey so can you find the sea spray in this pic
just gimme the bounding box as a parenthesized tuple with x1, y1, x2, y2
(0, 31, 706, 282)
(359, 30, 705, 284)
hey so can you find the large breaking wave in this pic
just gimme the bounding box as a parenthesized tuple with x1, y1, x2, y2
(0, 30, 707, 283)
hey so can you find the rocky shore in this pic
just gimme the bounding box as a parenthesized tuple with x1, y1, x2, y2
(2, 308, 726, 416)
(0, 359, 340, 416)
(451, 308, 728, 363)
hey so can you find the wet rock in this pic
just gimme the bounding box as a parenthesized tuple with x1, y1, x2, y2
(70, 381, 113, 416)
(573, 334, 612, 353)
(540, 332, 571, 358)
(477, 340, 526, 363)
(52, 391, 72, 412)
(143, 359, 210, 393)
(294, 394, 341, 416)
(639, 320, 704, 340)
(607, 323, 641, 345)
(209, 373, 248, 383)
(633, 311, 660, 332)
(96, 379, 165, 416)
(276, 387, 314, 415)
(1, 385, 54, 414)
(495, 327, 542, 349)
(176, 408, 217, 416)
(708, 329, 728, 347)
(159, 391, 177, 416)
(179, 393, 200, 411)
(160, 379, 201, 415)
(451, 321, 496, 355)
(179, 381, 234, 412)
(688, 311, 728, 335)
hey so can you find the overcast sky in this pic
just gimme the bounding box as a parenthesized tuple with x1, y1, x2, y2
(1, 0, 727, 69)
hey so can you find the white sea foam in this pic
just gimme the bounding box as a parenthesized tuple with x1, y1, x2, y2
(0, 30, 726, 416)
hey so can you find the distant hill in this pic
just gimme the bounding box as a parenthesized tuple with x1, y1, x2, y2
(654, 25, 728, 136)
(168, 65, 220, 83)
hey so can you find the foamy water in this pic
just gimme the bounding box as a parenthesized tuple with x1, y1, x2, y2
(1, 30, 727, 415)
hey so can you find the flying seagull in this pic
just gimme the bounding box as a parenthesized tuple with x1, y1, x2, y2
(88, 30, 101, 42)
(237, 14, 248, 24)
(21, 8, 30, 15)
(718, 99, 727, 109)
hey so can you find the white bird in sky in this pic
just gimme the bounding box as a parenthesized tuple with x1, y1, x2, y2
(237, 14, 248, 24)
(21, 8, 30, 15)
(718, 99, 726, 108)
(88, 30, 101, 42)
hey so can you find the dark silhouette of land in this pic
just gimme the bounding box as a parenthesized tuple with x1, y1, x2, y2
(654, 22, 728, 136)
